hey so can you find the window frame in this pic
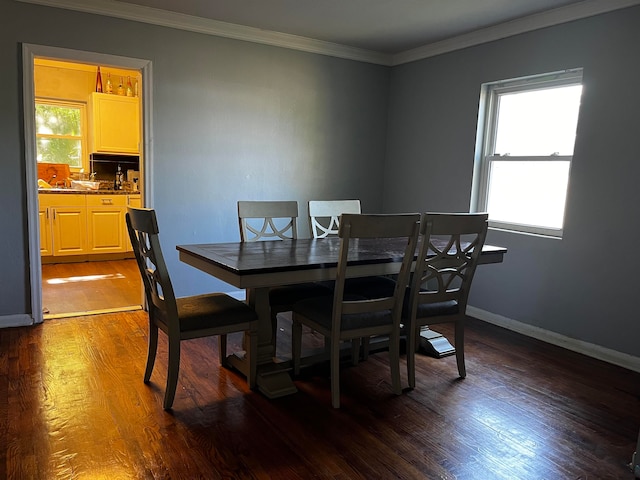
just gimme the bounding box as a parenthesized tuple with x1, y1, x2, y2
(472, 69, 583, 238)
(35, 98, 88, 173)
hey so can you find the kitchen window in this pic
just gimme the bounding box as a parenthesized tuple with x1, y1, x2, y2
(35, 99, 88, 172)
(471, 69, 583, 237)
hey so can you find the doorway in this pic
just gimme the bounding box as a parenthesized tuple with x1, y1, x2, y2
(23, 44, 153, 324)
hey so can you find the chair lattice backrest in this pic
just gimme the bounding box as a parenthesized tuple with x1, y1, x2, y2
(308, 200, 361, 238)
(333, 213, 420, 333)
(238, 201, 299, 242)
(410, 213, 489, 312)
(126, 207, 178, 325)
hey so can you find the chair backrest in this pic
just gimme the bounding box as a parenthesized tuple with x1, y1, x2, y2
(333, 213, 420, 332)
(126, 207, 179, 327)
(409, 212, 489, 315)
(237, 201, 299, 242)
(308, 199, 361, 238)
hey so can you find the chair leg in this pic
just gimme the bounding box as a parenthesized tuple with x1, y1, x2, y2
(330, 338, 341, 408)
(389, 331, 401, 396)
(455, 319, 466, 378)
(407, 325, 418, 389)
(144, 322, 159, 383)
(163, 336, 181, 410)
(351, 338, 360, 366)
(292, 314, 303, 376)
(271, 310, 280, 350)
(246, 327, 258, 390)
(218, 334, 228, 367)
(362, 336, 370, 360)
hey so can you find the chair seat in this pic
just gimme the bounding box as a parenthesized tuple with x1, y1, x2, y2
(401, 291, 459, 319)
(344, 276, 396, 299)
(176, 293, 258, 332)
(269, 283, 333, 307)
(293, 295, 393, 331)
(315, 276, 397, 299)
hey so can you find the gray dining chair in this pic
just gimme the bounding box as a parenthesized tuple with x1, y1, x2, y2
(403, 212, 489, 389)
(308, 199, 401, 361)
(237, 201, 332, 343)
(308, 199, 362, 238)
(127, 207, 259, 409)
(307, 199, 399, 298)
(291, 213, 420, 408)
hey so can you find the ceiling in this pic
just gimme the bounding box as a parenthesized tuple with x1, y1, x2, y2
(19, 0, 640, 64)
(112, 0, 610, 53)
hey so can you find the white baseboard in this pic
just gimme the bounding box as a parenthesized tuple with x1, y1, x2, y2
(0, 314, 36, 328)
(467, 306, 640, 373)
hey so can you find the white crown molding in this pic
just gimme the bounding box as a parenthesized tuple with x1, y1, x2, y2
(392, 0, 640, 65)
(467, 306, 640, 373)
(15, 0, 392, 65)
(15, 0, 640, 66)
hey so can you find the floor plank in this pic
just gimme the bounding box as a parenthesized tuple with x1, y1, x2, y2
(0, 312, 638, 479)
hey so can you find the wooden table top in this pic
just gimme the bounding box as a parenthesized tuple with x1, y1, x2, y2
(177, 237, 507, 277)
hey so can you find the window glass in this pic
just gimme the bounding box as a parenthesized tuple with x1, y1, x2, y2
(494, 85, 582, 156)
(35, 102, 84, 169)
(487, 160, 570, 229)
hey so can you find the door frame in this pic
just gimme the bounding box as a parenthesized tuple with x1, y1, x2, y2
(22, 43, 154, 324)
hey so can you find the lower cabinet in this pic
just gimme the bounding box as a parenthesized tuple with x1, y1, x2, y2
(87, 195, 128, 254)
(39, 194, 87, 256)
(39, 193, 141, 258)
(125, 194, 142, 252)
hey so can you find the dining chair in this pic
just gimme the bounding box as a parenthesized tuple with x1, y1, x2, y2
(308, 199, 397, 297)
(403, 212, 489, 389)
(308, 199, 400, 361)
(237, 201, 332, 341)
(126, 207, 259, 410)
(291, 213, 420, 408)
(308, 199, 361, 238)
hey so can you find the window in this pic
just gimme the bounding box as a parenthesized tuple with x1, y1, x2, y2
(472, 69, 583, 237)
(35, 99, 87, 171)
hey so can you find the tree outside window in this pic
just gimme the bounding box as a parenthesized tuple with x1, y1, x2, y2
(35, 100, 87, 170)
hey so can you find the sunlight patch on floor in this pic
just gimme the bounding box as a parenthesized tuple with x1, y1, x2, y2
(46, 273, 126, 284)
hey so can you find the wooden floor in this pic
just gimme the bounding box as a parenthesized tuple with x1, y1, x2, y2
(41, 259, 142, 317)
(1, 312, 639, 479)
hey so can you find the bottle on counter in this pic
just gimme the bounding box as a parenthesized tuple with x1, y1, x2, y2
(105, 73, 113, 94)
(117, 77, 124, 96)
(95, 66, 103, 93)
(114, 164, 124, 190)
(126, 76, 133, 97)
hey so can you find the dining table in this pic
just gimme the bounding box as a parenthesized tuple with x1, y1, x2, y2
(177, 237, 507, 399)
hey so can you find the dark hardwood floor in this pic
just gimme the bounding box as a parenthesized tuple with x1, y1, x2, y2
(1, 311, 639, 479)
(41, 259, 142, 317)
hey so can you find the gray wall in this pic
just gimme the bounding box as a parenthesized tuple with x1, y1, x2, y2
(0, 0, 389, 311)
(384, 6, 640, 357)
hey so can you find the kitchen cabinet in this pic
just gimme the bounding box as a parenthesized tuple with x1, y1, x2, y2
(125, 194, 142, 252)
(90, 93, 140, 154)
(39, 194, 87, 256)
(86, 194, 128, 254)
(39, 192, 141, 259)
(38, 202, 53, 256)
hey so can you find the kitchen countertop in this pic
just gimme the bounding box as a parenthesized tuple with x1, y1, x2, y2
(38, 189, 140, 195)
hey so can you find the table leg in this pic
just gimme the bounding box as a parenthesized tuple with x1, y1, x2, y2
(226, 286, 297, 398)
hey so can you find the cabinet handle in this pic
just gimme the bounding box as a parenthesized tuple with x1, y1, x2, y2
(102, 198, 113, 205)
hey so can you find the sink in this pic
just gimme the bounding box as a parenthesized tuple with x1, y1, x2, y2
(70, 180, 101, 191)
